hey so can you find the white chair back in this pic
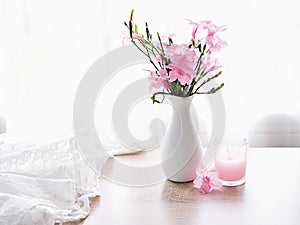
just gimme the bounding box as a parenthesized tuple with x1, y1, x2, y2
(0, 116, 6, 134)
(249, 113, 300, 147)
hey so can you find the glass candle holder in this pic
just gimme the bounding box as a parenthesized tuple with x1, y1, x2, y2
(215, 136, 248, 186)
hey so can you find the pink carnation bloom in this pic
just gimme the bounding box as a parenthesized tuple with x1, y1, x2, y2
(193, 167, 222, 194)
(201, 54, 222, 72)
(148, 70, 168, 91)
(165, 44, 197, 85)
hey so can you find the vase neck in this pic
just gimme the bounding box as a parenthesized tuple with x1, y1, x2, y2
(167, 95, 194, 110)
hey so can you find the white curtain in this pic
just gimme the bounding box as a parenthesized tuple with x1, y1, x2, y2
(0, 0, 107, 132)
(1, 0, 300, 137)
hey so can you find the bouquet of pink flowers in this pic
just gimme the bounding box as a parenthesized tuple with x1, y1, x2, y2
(123, 10, 227, 103)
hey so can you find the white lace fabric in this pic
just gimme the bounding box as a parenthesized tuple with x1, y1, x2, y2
(0, 132, 101, 225)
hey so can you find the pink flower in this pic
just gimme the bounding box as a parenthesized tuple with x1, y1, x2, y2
(166, 65, 193, 85)
(158, 69, 167, 78)
(133, 33, 142, 40)
(186, 19, 227, 53)
(165, 44, 197, 85)
(193, 167, 222, 194)
(205, 35, 228, 53)
(121, 30, 130, 45)
(200, 21, 227, 52)
(200, 20, 227, 36)
(157, 55, 162, 63)
(148, 70, 168, 91)
(186, 19, 201, 39)
(187, 19, 225, 39)
(201, 54, 222, 72)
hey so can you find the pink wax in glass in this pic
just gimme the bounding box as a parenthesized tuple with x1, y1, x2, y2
(215, 152, 247, 180)
(215, 136, 248, 186)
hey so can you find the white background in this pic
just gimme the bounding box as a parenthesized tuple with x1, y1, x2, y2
(0, 0, 299, 140)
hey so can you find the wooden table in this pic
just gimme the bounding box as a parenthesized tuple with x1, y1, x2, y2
(75, 148, 300, 225)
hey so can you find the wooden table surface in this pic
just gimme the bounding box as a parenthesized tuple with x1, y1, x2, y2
(71, 148, 300, 225)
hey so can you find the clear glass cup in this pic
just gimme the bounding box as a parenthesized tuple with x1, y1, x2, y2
(214, 136, 248, 186)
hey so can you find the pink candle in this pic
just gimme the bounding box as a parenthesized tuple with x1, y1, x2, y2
(215, 151, 247, 181)
(215, 136, 248, 186)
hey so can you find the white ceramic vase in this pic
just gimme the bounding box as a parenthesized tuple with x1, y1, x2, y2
(160, 95, 203, 182)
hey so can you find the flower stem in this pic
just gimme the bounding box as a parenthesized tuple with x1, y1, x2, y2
(132, 40, 160, 71)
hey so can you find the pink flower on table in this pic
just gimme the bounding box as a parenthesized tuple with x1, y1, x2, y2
(148, 70, 168, 91)
(201, 54, 222, 72)
(193, 167, 222, 194)
(165, 44, 197, 85)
